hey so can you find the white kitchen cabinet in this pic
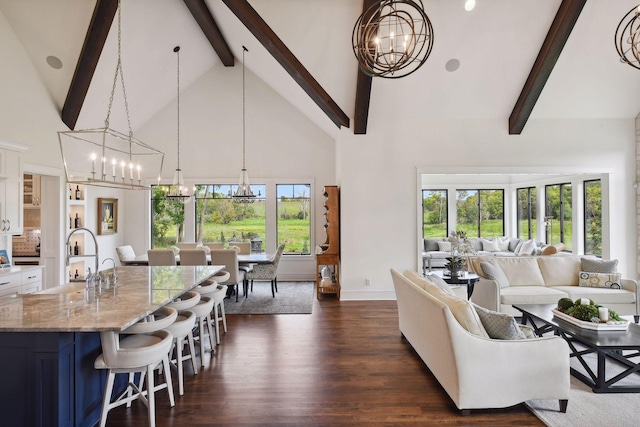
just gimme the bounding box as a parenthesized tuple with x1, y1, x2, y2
(0, 266, 44, 297)
(0, 148, 23, 235)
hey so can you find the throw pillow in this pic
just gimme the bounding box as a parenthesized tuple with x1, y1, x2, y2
(481, 238, 500, 252)
(426, 273, 456, 296)
(518, 324, 535, 339)
(472, 303, 526, 340)
(497, 237, 510, 251)
(516, 239, 537, 256)
(540, 244, 557, 256)
(581, 258, 618, 273)
(480, 261, 510, 288)
(437, 241, 451, 252)
(578, 271, 622, 289)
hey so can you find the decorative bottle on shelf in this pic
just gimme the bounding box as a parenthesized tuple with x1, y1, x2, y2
(75, 185, 81, 200)
(69, 185, 72, 200)
(74, 241, 79, 256)
(74, 269, 79, 280)
(69, 215, 72, 229)
(74, 213, 80, 228)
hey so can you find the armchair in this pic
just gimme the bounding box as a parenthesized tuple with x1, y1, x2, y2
(245, 244, 285, 298)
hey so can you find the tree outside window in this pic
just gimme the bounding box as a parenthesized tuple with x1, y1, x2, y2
(277, 184, 311, 254)
(545, 183, 572, 251)
(151, 185, 186, 248)
(422, 190, 447, 238)
(584, 180, 602, 255)
(456, 189, 504, 237)
(517, 187, 537, 240)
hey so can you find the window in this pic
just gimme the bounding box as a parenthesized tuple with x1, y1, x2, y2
(584, 179, 602, 255)
(517, 187, 537, 240)
(276, 184, 311, 255)
(545, 183, 572, 251)
(151, 185, 186, 248)
(194, 184, 266, 245)
(456, 189, 504, 237)
(422, 190, 448, 238)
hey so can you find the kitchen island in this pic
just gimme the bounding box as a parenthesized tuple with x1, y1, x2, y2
(0, 265, 222, 427)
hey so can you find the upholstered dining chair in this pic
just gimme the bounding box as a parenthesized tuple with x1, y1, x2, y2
(245, 244, 285, 298)
(230, 242, 251, 254)
(116, 245, 147, 265)
(147, 249, 177, 266)
(175, 242, 198, 250)
(178, 249, 207, 266)
(204, 242, 225, 251)
(209, 249, 246, 302)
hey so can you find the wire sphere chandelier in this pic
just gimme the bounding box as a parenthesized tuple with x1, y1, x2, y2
(352, 0, 434, 78)
(615, 4, 640, 70)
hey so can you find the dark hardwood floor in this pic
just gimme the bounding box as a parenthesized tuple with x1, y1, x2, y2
(106, 298, 544, 426)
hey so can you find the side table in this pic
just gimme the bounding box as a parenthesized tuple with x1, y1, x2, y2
(427, 270, 480, 299)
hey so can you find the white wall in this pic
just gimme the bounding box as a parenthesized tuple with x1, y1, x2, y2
(338, 118, 637, 300)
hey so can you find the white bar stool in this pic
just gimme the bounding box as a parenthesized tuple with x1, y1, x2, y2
(194, 281, 229, 344)
(166, 291, 201, 395)
(94, 307, 176, 427)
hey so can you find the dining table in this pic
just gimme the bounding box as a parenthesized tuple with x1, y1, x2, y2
(123, 252, 276, 266)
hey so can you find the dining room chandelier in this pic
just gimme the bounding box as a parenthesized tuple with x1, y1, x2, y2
(352, 0, 434, 78)
(615, 4, 640, 70)
(165, 46, 192, 204)
(233, 46, 257, 203)
(58, 0, 164, 190)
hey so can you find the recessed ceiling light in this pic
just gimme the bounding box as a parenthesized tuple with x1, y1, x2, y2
(445, 59, 460, 72)
(46, 55, 63, 69)
(464, 0, 476, 12)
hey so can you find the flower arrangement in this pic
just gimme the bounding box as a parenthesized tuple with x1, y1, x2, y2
(445, 231, 476, 276)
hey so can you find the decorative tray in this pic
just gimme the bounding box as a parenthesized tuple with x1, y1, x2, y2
(552, 309, 630, 331)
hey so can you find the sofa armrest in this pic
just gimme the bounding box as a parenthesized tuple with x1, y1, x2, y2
(470, 277, 500, 311)
(621, 279, 639, 315)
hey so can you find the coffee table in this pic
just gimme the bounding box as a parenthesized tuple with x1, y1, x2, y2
(428, 270, 480, 299)
(514, 303, 640, 393)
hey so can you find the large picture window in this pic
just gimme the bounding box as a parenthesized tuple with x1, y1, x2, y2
(456, 189, 504, 237)
(277, 184, 311, 255)
(584, 179, 602, 256)
(422, 190, 448, 238)
(517, 187, 537, 240)
(151, 185, 186, 248)
(545, 183, 572, 251)
(193, 184, 266, 245)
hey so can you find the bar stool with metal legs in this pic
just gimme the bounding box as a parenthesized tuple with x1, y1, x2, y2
(94, 307, 176, 427)
(166, 291, 201, 395)
(189, 295, 216, 366)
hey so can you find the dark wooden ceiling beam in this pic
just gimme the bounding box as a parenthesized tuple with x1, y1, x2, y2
(222, 0, 350, 129)
(61, 0, 118, 130)
(508, 0, 587, 135)
(183, 0, 234, 66)
(353, 0, 378, 135)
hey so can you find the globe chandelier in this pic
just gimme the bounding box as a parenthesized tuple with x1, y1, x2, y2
(352, 0, 434, 78)
(615, 4, 640, 70)
(233, 46, 257, 203)
(165, 45, 192, 204)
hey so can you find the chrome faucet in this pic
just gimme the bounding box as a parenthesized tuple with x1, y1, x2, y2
(102, 257, 117, 283)
(66, 227, 99, 277)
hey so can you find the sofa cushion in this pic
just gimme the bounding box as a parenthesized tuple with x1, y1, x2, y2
(480, 261, 510, 288)
(493, 257, 545, 287)
(437, 241, 452, 252)
(469, 238, 484, 252)
(404, 271, 489, 338)
(515, 239, 537, 256)
(581, 258, 618, 273)
(423, 238, 440, 252)
(578, 272, 622, 289)
(497, 237, 510, 251)
(426, 273, 457, 296)
(473, 303, 526, 340)
(481, 238, 500, 252)
(403, 270, 456, 296)
(508, 238, 521, 252)
(500, 286, 568, 305)
(537, 255, 582, 287)
(552, 286, 636, 304)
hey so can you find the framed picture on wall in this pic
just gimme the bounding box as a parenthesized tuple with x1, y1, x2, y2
(98, 198, 118, 235)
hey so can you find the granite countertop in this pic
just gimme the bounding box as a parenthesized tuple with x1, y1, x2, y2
(0, 265, 223, 332)
(0, 265, 44, 274)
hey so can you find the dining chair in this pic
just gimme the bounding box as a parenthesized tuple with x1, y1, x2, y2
(204, 242, 225, 251)
(176, 242, 198, 250)
(179, 249, 207, 266)
(233, 242, 251, 254)
(209, 249, 246, 302)
(245, 244, 285, 298)
(116, 245, 136, 265)
(147, 249, 177, 266)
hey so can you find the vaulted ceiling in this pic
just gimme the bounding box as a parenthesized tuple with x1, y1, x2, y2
(2, 0, 640, 141)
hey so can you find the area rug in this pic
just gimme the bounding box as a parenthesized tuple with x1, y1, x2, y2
(223, 281, 314, 314)
(526, 353, 640, 427)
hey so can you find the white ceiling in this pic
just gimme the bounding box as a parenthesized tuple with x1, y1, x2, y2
(1, 0, 639, 139)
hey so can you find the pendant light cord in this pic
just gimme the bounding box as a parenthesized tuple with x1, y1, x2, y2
(242, 45, 248, 170)
(175, 46, 181, 170)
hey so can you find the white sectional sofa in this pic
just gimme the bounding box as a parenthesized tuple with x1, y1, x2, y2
(470, 255, 639, 317)
(390, 268, 570, 413)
